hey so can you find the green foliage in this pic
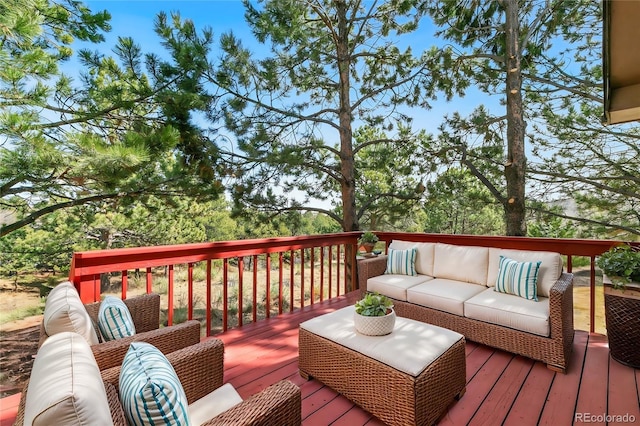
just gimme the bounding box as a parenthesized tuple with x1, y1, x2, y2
(358, 231, 379, 245)
(215, 0, 441, 231)
(355, 292, 394, 317)
(596, 245, 640, 288)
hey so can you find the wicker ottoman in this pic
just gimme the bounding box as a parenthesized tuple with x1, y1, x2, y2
(299, 306, 466, 426)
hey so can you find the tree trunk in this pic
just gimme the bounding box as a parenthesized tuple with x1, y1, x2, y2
(504, 0, 527, 236)
(336, 1, 358, 233)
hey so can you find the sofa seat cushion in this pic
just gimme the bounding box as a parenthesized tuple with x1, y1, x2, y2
(464, 288, 550, 337)
(189, 383, 243, 426)
(433, 243, 490, 286)
(407, 279, 487, 316)
(24, 331, 112, 426)
(488, 248, 563, 297)
(368, 274, 433, 301)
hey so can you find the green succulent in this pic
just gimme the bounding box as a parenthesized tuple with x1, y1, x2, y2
(355, 292, 394, 317)
(358, 231, 379, 245)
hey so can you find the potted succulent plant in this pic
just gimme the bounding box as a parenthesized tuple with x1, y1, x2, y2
(354, 292, 395, 336)
(358, 231, 379, 254)
(596, 244, 640, 368)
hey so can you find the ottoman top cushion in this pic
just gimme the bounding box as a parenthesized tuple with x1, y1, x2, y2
(300, 306, 464, 376)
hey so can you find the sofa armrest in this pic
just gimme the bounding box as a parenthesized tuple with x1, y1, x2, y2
(93, 319, 202, 371)
(202, 380, 301, 426)
(357, 255, 388, 292)
(549, 272, 574, 343)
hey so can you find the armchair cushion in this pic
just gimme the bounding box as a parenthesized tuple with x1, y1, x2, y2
(189, 383, 242, 425)
(98, 296, 136, 341)
(119, 342, 190, 426)
(42, 281, 99, 346)
(24, 331, 112, 426)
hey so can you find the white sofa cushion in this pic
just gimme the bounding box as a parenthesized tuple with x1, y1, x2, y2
(367, 274, 433, 301)
(24, 331, 112, 426)
(189, 383, 243, 426)
(406, 278, 487, 316)
(464, 288, 550, 337)
(389, 240, 435, 276)
(97, 296, 136, 341)
(433, 243, 489, 286)
(43, 281, 99, 346)
(300, 305, 464, 376)
(488, 248, 563, 297)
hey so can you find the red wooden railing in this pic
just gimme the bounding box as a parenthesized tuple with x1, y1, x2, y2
(69, 233, 359, 335)
(68, 232, 637, 335)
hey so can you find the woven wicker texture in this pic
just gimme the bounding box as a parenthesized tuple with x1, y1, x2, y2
(18, 338, 300, 425)
(358, 256, 575, 373)
(604, 292, 640, 368)
(299, 327, 466, 426)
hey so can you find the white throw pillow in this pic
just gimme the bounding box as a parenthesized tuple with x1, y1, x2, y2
(43, 281, 99, 345)
(98, 296, 136, 341)
(24, 331, 112, 425)
(119, 342, 191, 426)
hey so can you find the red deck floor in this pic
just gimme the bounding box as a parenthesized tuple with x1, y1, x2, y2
(2, 291, 639, 425)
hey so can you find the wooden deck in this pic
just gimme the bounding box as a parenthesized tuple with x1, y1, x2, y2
(2, 291, 639, 426)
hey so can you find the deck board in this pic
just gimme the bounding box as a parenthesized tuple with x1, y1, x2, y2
(1, 291, 638, 426)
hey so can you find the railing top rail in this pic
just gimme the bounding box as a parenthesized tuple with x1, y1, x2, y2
(374, 232, 637, 257)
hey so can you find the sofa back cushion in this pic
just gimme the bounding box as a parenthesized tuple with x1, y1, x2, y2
(43, 281, 99, 346)
(24, 331, 112, 425)
(433, 243, 489, 286)
(389, 240, 435, 276)
(488, 248, 563, 297)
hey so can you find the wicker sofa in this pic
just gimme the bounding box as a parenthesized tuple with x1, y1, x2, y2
(357, 241, 574, 373)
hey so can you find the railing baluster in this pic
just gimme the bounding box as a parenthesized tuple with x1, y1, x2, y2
(223, 259, 229, 332)
(206, 259, 212, 337)
(300, 248, 305, 309)
(310, 247, 315, 305)
(266, 254, 271, 318)
(146, 267, 152, 294)
(187, 263, 194, 320)
(290, 250, 295, 312)
(121, 270, 128, 299)
(279, 252, 284, 315)
(328, 245, 333, 299)
(320, 246, 325, 302)
(238, 257, 244, 327)
(590, 255, 596, 333)
(168, 265, 174, 326)
(336, 245, 341, 297)
(252, 254, 258, 323)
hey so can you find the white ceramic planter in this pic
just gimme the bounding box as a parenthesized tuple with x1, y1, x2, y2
(354, 309, 396, 336)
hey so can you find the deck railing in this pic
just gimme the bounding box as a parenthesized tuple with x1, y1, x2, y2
(69, 233, 360, 335)
(68, 232, 636, 335)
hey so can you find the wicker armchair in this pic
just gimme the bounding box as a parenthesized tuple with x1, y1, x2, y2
(39, 292, 202, 370)
(15, 339, 302, 426)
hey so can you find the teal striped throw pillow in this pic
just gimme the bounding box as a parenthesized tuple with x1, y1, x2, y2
(97, 296, 136, 341)
(119, 342, 190, 426)
(494, 255, 541, 301)
(385, 248, 417, 276)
